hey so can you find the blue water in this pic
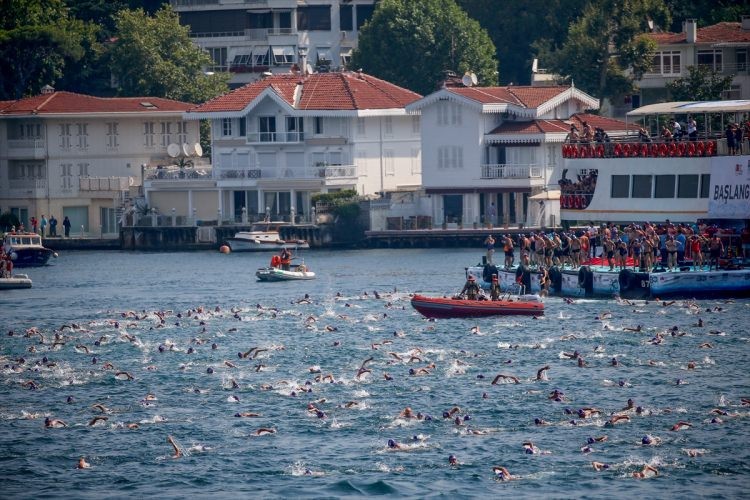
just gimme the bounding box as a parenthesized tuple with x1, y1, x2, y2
(1, 248, 749, 498)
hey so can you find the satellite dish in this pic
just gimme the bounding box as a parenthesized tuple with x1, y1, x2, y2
(182, 143, 192, 157)
(167, 143, 180, 158)
(461, 73, 473, 87)
(193, 143, 203, 157)
(470, 72, 478, 85)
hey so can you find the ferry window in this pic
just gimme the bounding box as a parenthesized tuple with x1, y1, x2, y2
(700, 173, 710, 198)
(611, 175, 630, 198)
(677, 174, 699, 198)
(654, 175, 675, 198)
(631, 175, 652, 198)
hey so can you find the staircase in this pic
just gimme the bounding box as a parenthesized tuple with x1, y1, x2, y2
(116, 190, 132, 226)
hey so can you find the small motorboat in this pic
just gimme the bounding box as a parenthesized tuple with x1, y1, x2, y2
(0, 273, 33, 290)
(3, 232, 56, 267)
(226, 222, 309, 252)
(411, 294, 543, 318)
(256, 263, 316, 282)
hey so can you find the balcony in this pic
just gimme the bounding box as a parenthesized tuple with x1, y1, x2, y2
(79, 177, 130, 197)
(7, 139, 46, 159)
(246, 131, 304, 143)
(216, 165, 357, 182)
(145, 165, 213, 180)
(481, 164, 544, 179)
(6, 179, 47, 198)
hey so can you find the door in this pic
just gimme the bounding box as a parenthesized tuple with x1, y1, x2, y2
(63, 206, 89, 235)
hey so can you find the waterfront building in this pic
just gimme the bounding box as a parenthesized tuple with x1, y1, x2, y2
(405, 80, 632, 229)
(0, 87, 198, 236)
(170, 0, 377, 88)
(148, 70, 421, 223)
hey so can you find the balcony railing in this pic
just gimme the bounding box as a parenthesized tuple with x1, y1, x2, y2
(217, 165, 356, 181)
(146, 166, 213, 180)
(481, 164, 544, 179)
(8, 179, 47, 190)
(246, 131, 304, 143)
(79, 177, 130, 191)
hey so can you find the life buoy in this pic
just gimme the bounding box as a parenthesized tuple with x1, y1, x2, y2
(676, 142, 685, 157)
(687, 142, 695, 156)
(573, 195, 580, 209)
(579, 195, 587, 208)
(597, 145, 605, 158)
(696, 141, 705, 156)
(270, 255, 281, 267)
(668, 143, 677, 157)
(706, 141, 716, 155)
(650, 144, 659, 157)
(580, 146, 588, 158)
(659, 144, 668, 157)
(623, 144, 631, 157)
(563, 145, 569, 157)
(640, 144, 648, 157)
(614, 144, 622, 157)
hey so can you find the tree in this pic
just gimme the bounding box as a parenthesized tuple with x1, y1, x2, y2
(108, 6, 229, 104)
(666, 65, 734, 101)
(350, 0, 498, 95)
(456, 0, 587, 85)
(666, 0, 747, 33)
(0, 0, 91, 99)
(542, 0, 670, 103)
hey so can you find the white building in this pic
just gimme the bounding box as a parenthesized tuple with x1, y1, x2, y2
(171, 0, 377, 88)
(632, 17, 750, 111)
(147, 70, 421, 222)
(0, 88, 198, 235)
(406, 83, 629, 228)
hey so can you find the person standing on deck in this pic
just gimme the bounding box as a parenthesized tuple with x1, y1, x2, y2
(484, 235, 495, 265)
(279, 247, 292, 271)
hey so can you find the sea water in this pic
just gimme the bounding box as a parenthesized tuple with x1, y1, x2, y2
(1, 248, 749, 498)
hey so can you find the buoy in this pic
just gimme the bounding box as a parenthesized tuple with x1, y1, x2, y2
(219, 245, 230, 254)
(53, 252, 59, 258)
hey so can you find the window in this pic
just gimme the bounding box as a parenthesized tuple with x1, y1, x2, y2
(106, 122, 119, 149)
(285, 116, 304, 141)
(411, 147, 421, 175)
(61, 163, 73, 190)
(248, 12, 271, 29)
(356, 4, 375, 29)
(143, 122, 155, 148)
(239, 117, 246, 137)
(222, 118, 232, 137)
(437, 102, 461, 126)
(385, 116, 393, 135)
(75, 123, 88, 150)
(384, 150, 395, 176)
(314, 117, 323, 135)
(340, 4, 353, 31)
(160, 122, 172, 147)
(59, 123, 71, 150)
(100, 207, 117, 234)
(650, 51, 681, 76)
(677, 174, 699, 198)
(654, 174, 675, 198)
(297, 6, 331, 31)
(632, 175, 652, 198)
(700, 173, 710, 198)
(259, 116, 276, 142)
(737, 49, 747, 72)
(77, 162, 89, 177)
(722, 85, 742, 100)
(412, 115, 420, 134)
(253, 47, 269, 66)
(611, 175, 630, 198)
(698, 49, 723, 72)
(15, 122, 42, 140)
(357, 117, 366, 136)
(206, 47, 227, 71)
(438, 146, 463, 168)
(272, 46, 295, 64)
(177, 122, 188, 144)
(357, 151, 368, 176)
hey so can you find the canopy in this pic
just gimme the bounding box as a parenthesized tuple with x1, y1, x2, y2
(529, 190, 560, 201)
(627, 100, 750, 117)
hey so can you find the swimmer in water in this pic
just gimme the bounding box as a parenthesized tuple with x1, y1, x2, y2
(254, 428, 276, 436)
(492, 374, 520, 384)
(492, 466, 513, 481)
(45, 417, 67, 428)
(76, 457, 91, 469)
(670, 421, 692, 431)
(536, 365, 550, 381)
(387, 439, 401, 449)
(356, 357, 374, 379)
(632, 464, 658, 479)
(607, 414, 630, 426)
(399, 407, 416, 419)
(591, 461, 609, 471)
(167, 435, 182, 458)
(88, 416, 108, 426)
(115, 371, 134, 381)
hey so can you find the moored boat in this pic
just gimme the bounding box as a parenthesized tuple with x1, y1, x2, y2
(2, 232, 56, 267)
(649, 267, 750, 298)
(0, 273, 33, 290)
(226, 222, 309, 252)
(410, 294, 543, 318)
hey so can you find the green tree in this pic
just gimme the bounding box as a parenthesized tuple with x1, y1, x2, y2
(543, 0, 670, 102)
(108, 6, 229, 104)
(666, 65, 734, 101)
(666, 0, 747, 32)
(457, 0, 587, 85)
(350, 0, 498, 95)
(0, 0, 91, 99)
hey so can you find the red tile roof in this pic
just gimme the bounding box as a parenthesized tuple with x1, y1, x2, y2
(190, 71, 422, 113)
(447, 86, 570, 108)
(0, 91, 193, 116)
(647, 22, 750, 44)
(488, 113, 635, 135)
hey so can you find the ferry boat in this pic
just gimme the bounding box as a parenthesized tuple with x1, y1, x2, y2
(2, 232, 56, 267)
(410, 293, 543, 318)
(225, 222, 309, 252)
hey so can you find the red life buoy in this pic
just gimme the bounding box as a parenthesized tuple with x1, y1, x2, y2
(668, 143, 677, 157)
(596, 145, 605, 158)
(614, 144, 622, 157)
(623, 144, 632, 157)
(696, 142, 705, 156)
(640, 144, 648, 157)
(659, 144, 668, 157)
(563, 145, 570, 157)
(650, 144, 659, 157)
(588, 146, 596, 158)
(571, 145, 579, 158)
(580, 146, 588, 158)
(676, 143, 685, 157)
(632, 144, 640, 157)
(687, 142, 695, 156)
(271, 255, 281, 267)
(706, 141, 716, 155)
(579, 195, 586, 208)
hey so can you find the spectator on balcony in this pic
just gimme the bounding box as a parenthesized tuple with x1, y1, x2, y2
(687, 116, 697, 141)
(660, 126, 673, 142)
(581, 122, 593, 143)
(638, 127, 651, 143)
(567, 125, 580, 143)
(593, 127, 610, 143)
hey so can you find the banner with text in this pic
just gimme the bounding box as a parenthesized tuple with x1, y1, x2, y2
(708, 156, 750, 219)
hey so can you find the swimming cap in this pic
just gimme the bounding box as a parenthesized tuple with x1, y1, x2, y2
(387, 439, 397, 448)
(642, 435, 652, 445)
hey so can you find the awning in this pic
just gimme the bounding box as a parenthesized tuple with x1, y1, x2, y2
(529, 189, 561, 201)
(316, 47, 332, 62)
(252, 46, 270, 57)
(272, 46, 294, 57)
(627, 100, 750, 117)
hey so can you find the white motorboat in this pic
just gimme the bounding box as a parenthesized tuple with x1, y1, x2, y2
(3, 232, 56, 267)
(225, 222, 310, 252)
(256, 263, 316, 282)
(0, 273, 33, 289)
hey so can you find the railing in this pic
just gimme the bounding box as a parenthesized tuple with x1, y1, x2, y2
(562, 138, 726, 159)
(246, 131, 304, 143)
(8, 139, 45, 149)
(481, 164, 544, 179)
(79, 177, 130, 191)
(216, 165, 357, 180)
(229, 64, 269, 73)
(8, 179, 47, 190)
(146, 166, 212, 180)
(192, 31, 244, 38)
(171, 0, 221, 6)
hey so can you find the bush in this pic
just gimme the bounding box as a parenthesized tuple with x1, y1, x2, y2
(0, 211, 20, 232)
(311, 189, 358, 205)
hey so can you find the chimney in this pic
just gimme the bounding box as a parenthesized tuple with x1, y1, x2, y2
(298, 47, 308, 76)
(685, 19, 697, 43)
(743, 15, 750, 31)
